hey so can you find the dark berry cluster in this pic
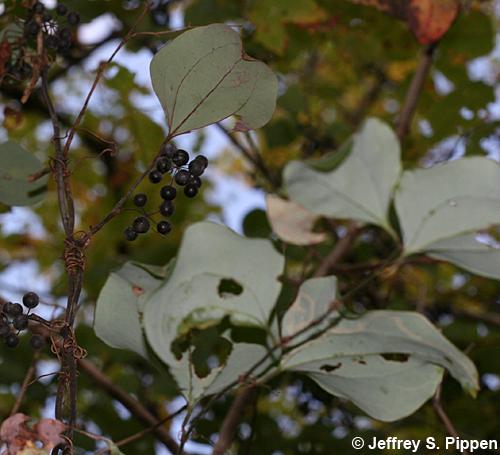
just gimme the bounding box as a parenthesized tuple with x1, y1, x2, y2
(0, 2, 80, 84)
(124, 143, 208, 241)
(0, 292, 45, 349)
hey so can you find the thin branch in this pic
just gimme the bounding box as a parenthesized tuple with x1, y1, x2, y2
(10, 359, 37, 415)
(313, 222, 362, 277)
(78, 358, 182, 454)
(212, 385, 257, 455)
(396, 43, 438, 141)
(432, 387, 471, 455)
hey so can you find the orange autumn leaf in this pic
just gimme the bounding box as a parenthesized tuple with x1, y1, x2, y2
(350, 0, 459, 44)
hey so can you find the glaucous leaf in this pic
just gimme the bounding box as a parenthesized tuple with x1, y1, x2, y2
(283, 118, 400, 233)
(94, 262, 162, 358)
(282, 310, 478, 421)
(266, 195, 326, 245)
(0, 141, 48, 206)
(143, 221, 284, 399)
(150, 24, 277, 137)
(395, 157, 500, 254)
(426, 233, 500, 280)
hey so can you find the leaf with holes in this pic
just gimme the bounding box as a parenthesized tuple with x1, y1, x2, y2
(266, 195, 327, 245)
(350, 0, 458, 44)
(143, 221, 284, 400)
(395, 157, 500, 254)
(283, 118, 400, 234)
(0, 141, 48, 206)
(281, 310, 478, 421)
(150, 24, 278, 137)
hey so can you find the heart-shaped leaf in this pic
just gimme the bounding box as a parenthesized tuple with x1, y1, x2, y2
(395, 157, 500, 254)
(150, 24, 278, 137)
(284, 118, 401, 234)
(0, 141, 48, 206)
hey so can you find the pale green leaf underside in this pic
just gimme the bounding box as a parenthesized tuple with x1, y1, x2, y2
(150, 24, 277, 137)
(299, 356, 442, 422)
(426, 234, 500, 280)
(395, 157, 500, 254)
(281, 276, 337, 343)
(94, 263, 162, 358)
(143, 221, 284, 399)
(0, 141, 48, 206)
(283, 118, 401, 231)
(282, 310, 478, 420)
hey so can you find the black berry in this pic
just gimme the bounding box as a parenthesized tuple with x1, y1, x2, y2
(22, 292, 39, 309)
(184, 184, 198, 198)
(132, 216, 150, 234)
(32, 2, 45, 13)
(175, 170, 190, 186)
(160, 143, 176, 158)
(149, 170, 162, 184)
(5, 334, 19, 348)
(188, 159, 206, 176)
(67, 11, 80, 25)
(188, 174, 202, 188)
(0, 321, 10, 337)
(25, 20, 40, 37)
(13, 314, 28, 331)
(194, 155, 208, 169)
(4, 302, 23, 317)
(59, 27, 72, 41)
(133, 193, 148, 207)
(172, 150, 189, 167)
(160, 185, 177, 200)
(30, 334, 45, 350)
(157, 220, 171, 235)
(160, 201, 175, 217)
(45, 34, 58, 50)
(124, 227, 138, 241)
(156, 157, 172, 174)
(56, 4, 68, 16)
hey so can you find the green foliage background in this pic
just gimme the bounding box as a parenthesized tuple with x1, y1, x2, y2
(0, 0, 499, 453)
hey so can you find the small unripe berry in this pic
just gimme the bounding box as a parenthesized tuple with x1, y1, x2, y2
(59, 27, 72, 41)
(160, 185, 176, 201)
(132, 216, 150, 234)
(172, 150, 189, 167)
(157, 220, 171, 235)
(184, 184, 198, 198)
(22, 292, 39, 309)
(149, 170, 162, 184)
(159, 201, 175, 217)
(56, 4, 68, 16)
(32, 2, 45, 13)
(124, 227, 138, 241)
(175, 170, 190, 186)
(133, 193, 148, 207)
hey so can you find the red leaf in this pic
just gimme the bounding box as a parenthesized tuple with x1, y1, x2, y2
(34, 419, 67, 450)
(0, 414, 35, 455)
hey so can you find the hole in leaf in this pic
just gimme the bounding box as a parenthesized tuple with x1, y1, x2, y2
(218, 278, 243, 298)
(320, 363, 342, 372)
(380, 353, 410, 363)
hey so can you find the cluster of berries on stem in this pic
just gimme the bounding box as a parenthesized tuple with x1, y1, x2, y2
(1, 292, 45, 349)
(0, 2, 80, 84)
(124, 143, 208, 241)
